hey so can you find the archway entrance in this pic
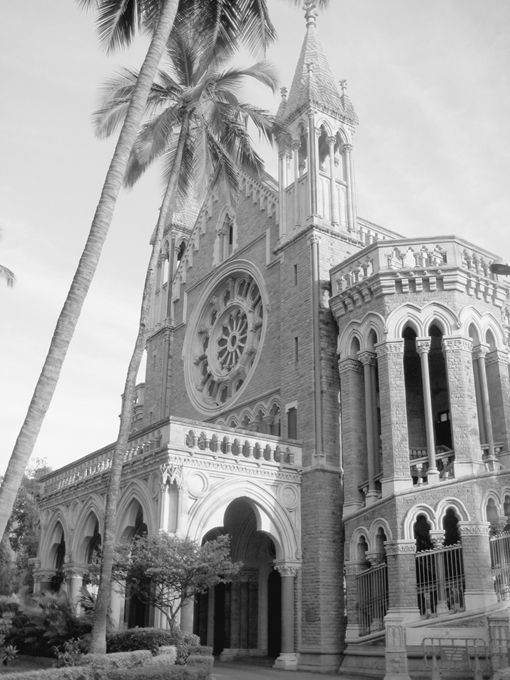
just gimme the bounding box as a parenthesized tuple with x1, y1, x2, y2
(194, 497, 281, 658)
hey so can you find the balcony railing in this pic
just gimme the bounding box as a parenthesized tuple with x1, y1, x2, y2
(357, 563, 388, 636)
(410, 445, 455, 485)
(416, 544, 465, 619)
(39, 417, 302, 497)
(490, 531, 510, 601)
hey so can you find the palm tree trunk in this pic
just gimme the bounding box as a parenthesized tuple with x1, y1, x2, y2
(0, 0, 179, 541)
(90, 116, 190, 653)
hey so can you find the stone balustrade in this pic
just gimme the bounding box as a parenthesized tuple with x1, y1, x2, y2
(330, 236, 506, 314)
(40, 417, 302, 497)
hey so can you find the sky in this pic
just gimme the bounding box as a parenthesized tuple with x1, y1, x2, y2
(1, 0, 509, 476)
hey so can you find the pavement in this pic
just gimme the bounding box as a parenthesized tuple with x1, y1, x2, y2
(212, 660, 367, 679)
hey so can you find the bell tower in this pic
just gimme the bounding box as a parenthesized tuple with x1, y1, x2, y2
(276, 0, 359, 241)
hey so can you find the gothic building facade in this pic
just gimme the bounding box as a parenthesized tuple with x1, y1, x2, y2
(36, 4, 510, 677)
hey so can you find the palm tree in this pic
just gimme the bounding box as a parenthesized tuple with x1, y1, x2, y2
(0, 0, 320, 547)
(88, 11, 279, 652)
(0, 265, 15, 288)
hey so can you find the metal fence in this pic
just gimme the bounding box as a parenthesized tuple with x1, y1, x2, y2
(490, 531, 510, 601)
(357, 563, 388, 636)
(415, 544, 465, 618)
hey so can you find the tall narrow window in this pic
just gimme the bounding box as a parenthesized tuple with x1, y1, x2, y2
(288, 407, 298, 439)
(293, 264, 298, 285)
(294, 337, 299, 363)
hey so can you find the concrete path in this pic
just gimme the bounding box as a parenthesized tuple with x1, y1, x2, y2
(212, 660, 371, 679)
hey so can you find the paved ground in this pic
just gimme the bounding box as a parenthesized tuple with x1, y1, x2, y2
(212, 660, 366, 679)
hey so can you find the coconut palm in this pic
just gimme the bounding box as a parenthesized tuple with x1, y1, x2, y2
(0, 265, 15, 288)
(0, 0, 315, 551)
(88, 12, 279, 651)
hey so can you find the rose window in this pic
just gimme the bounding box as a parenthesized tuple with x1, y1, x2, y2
(187, 272, 266, 412)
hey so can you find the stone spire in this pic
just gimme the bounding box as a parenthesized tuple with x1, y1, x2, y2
(280, 1, 358, 126)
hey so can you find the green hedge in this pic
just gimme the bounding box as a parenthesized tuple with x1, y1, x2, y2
(107, 629, 174, 654)
(108, 664, 210, 680)
(0, 668, 94, 680)
(186, 655, 213, 672)
(187, 646, 212, 656)
(82, 649, 152, 669)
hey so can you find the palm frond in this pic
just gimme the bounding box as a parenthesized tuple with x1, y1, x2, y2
(0, 265, 16, 288)
(91, 0, 142, 53)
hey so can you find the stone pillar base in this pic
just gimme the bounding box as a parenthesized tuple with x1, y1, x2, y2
(219, 648, 238, 662)
(464, 589, 498, 610)
(453, 460, 485, 477)
(381, 476, 413, 497)
(274, 652, 299, 671)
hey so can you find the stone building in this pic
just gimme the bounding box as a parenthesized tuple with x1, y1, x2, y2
(36, 2, 510, 677)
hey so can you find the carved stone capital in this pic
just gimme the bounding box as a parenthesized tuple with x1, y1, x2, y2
(472, 343, 490, 361)
(491, 516, 509, 534)
(458, 521, 491, 537)
(375, 341, 404, 358)
(358, 351, 377, 367)
(342, 143, 353, 154)
(486, 350, 509, 366)
(338, 357, 363, 374)
(308, 233, 321, 246)
(291, 139, 301, 150)
(366, 551, 385, 567)
(326, 135, 336, 147)
(415, 337, 431, 355)
(384, 540, 416, 556)
(429, 530, 446, 549)
(274, 562, 300, 578)
(160, 462, 183, 490)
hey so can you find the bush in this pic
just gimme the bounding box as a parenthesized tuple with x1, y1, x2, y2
(83, 649, 152, 669)
(187, 646, 212, 656)
(186, 655, 213, 673)
(0, 668, 94, 680)
(174, 631, 200, 665)
(107, 628, 174, 654)
(108, 665, 210, 680)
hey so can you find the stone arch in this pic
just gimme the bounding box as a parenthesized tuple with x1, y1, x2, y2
(73, 499, 103, 564)
(387, 302, 459, 341)
(337, 312, 386, 358)
(368, 518, 393, 548)
(187, 480, 299, 563)
(403, 503, 437, 539)
(46, 520, 67, 571)
(40, 509, 69, 568)
(116, 481, 156, 542)
(459, 307, 507, 350)
(435, 497, 470, 524)
(349, 526, 371, 561)
(482, 490, 502, 521)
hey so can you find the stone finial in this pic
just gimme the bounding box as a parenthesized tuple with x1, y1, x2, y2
(280, 86, 288, 101)
(340, 79, 348, 95)
(306, 59, 315, 76)
(303, 0, 318, 28)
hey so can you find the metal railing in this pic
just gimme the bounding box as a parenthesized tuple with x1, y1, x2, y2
(415, 544, 465, 618)
(490, 531, 510, 601)
(356, 563, 388, 636)
(422, 637, 490, 679)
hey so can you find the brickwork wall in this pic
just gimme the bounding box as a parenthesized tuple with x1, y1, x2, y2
(300, 469, 344, 653)
(459, 530, 494, 592)
(487, 354, 510, 452)
(339, 362, 366, 508)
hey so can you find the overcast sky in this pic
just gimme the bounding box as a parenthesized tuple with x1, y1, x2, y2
(1, 0, 509, 475)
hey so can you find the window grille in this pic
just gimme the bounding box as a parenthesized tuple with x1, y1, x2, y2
(415, 544, 465, 618)
(490, 531, 510, 601)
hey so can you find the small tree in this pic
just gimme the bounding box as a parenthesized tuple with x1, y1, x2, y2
(113, 534, 241, 632)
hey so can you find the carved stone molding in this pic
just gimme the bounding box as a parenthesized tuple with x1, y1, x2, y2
(472, 343, 490, 361)
(458, 521, 491, 537)
(442, 337, 473, 353)
(491, 516, 509, 534)
(308, 233, 321, 246)
(160, 462, 183, 490)
(166, 454, 302, 484)
(376, 341, 404, 358)
(345, 561, 367, 576)
(366, 551, 385, 567)
(384, 540, 416, 556)
(343, 144, 353, 154)
(486, 350, 510, 366)
(338, 358, 363, 374)
(429, 530, 446, 549)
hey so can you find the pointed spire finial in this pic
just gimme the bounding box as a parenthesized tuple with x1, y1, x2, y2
(303, 0, 318, 28)
(339, 80, 348, 95)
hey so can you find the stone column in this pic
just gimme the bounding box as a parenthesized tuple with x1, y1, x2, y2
(274, 564, 299, 671)
(359, 351, 379, 503)
(292, 139, 301, 228)
(339, 358, 365, 516)
(206, 587, 215, 648)
(344, 561, 365, 642)
(327, 136, 339, 226)
(384, 540, 420, 621)
(343, 143, 356, 232)
(64, 566, 85, 614)
(486, 349, 510, 467)
(458, 521, 497, 610)
(307, 110, 319, 217)
(278, 150, 287, 239)
(180, 597, 194, 633)
(473, 343, 496, 463)
(442, 337, 484, 476)
(415, 338, 439, 483)
(376, 341, 413, 495)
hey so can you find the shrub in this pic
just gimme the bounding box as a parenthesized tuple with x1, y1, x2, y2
(82, 649, 152, 669)
(54, 638, 83, 667)
(187, 646, 212, 656)
(108, 665, 210, 680)
(0, 668, 94, 680)
(107, 628, 174, 654)
(186, 655, 213, 673)
(174, 631, 200, 665)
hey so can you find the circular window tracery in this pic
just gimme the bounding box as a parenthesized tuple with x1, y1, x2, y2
(188, 271, 266, 412)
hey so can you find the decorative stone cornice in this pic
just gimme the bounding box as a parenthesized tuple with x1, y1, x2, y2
(376, 341, 404, 358)
(167, 454, 302, 484)
(486, 350, 510, 366)
(458, 521, 491, 537)
(384, 540, 416, 556)
(345, 561, 367, 576)
(338, 358, 363, 374)
(442, 337, 473, 353)
(160, 462, 183, 490)
(358, 351, 377, 366)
